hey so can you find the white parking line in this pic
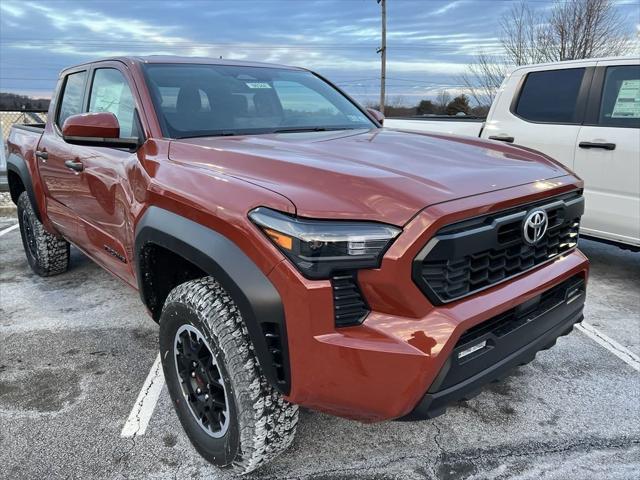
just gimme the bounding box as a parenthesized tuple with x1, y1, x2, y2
(121, 353, 166, 438)
(0, 223, 19, 237)
(577, 322, 640, 372)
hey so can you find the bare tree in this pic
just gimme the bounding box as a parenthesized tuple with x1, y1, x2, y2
(434, 90, 451, 114)
(461, 0, 634, 106)
(548, 0, 633, 60)
(460, 53, 510, 107)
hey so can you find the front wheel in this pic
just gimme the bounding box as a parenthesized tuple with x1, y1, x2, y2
(159, 277, 298, 474)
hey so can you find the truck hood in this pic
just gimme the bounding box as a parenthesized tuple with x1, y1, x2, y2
(169, 128, 569, 226)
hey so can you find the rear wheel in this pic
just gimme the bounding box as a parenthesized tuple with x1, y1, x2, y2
(159, 277, 298, 474)
(17, 192, 69, 276)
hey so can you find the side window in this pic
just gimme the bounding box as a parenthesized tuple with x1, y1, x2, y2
(57, 71, 87, 127)
(598, 65, 640, 128)
(515, 68, 585, 123)
(88, 69, 138, 138)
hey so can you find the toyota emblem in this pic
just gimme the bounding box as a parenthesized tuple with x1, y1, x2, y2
(523, 209, 548, 245)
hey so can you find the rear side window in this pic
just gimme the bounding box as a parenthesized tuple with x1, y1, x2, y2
(515, 68, 585, 123)
(88, 68, 138, 138)
(598, 65, 640, 128)
(57, 71, 87, 127)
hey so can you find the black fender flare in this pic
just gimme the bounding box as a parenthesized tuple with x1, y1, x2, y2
(7, 153, 42, 221)
(135, 206, 290, 394)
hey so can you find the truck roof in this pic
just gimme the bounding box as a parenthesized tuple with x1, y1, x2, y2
(509, 55, 639, 74)
(61, 55, 304, 73)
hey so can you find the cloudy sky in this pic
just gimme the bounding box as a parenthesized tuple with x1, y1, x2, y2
(1, 0, 638, 104)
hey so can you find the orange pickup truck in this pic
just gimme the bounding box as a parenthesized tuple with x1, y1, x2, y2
(7, 56, 588, 474)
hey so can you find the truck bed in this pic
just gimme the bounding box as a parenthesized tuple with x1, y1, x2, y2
(385, 116, 484, 137)
(5, 124, 45, 191)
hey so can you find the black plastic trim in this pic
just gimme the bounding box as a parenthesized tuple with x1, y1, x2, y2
(579, 235, 640, 253)
(400, 276, 586, 421)
(6, 152, 41, 221)
(331, 272, 370, 327)
(134, 206, 290, 394)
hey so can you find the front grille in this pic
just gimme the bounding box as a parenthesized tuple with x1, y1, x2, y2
(332, 273, 369, 327)
(414, 191, 584, 304)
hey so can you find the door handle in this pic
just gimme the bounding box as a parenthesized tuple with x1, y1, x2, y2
(579, 141, 616, 151)
(35, 150, 48, 160)
(489, 135, 515, 143)
(64, 160, 84, 172)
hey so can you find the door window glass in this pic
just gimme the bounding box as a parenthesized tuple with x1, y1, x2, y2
(515, 68, 585, 123)
(599, 65, 640, 128)
(57, 71, 87, 127)
(88, 69, 138, 137)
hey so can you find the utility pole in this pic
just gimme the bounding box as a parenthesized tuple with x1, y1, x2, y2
(377, 0, 386, 114)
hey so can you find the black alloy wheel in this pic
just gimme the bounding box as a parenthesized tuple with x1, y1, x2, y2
(174, 324, 230, 438)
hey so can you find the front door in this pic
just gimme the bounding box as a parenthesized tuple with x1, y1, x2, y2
(574, 60, 640, 246)
(65, 65, 144, 285)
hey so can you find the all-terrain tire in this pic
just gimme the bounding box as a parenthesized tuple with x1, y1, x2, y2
(17, 192, 70, 276)
(159, 277, 298, 475)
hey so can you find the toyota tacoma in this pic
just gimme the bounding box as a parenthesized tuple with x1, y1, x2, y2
(7, 56, 588, 474)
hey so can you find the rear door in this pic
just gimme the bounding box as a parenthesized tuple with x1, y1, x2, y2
(481, 64, 594, 170)
(574, 59, 640, 246)
(37, 68, 89, 240)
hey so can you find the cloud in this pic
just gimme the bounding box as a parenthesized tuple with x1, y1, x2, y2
(430, 1, 464, 16)
(0, 2, 24, 17)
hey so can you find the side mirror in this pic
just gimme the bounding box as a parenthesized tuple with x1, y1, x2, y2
(367, 108, 385, 126)
(62, 112, 139, 150)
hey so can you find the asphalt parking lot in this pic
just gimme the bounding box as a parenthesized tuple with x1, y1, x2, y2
(1, 211, 638, 480)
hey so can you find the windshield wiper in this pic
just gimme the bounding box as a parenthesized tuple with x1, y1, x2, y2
(178, 131, 238, 139)
(272, 126, 357, 134)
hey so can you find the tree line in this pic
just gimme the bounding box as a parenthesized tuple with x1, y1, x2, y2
(0, 93, 50, 111)
(372, 92, 489, 118)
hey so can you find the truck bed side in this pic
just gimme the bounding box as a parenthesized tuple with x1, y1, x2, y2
(6, 124, 46, 222)
(384, 117, 484, 137)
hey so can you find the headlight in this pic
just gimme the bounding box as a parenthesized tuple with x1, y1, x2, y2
(249, 207, 401, 279)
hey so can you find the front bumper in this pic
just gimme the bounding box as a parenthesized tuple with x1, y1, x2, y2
(271, 248, 589, 422)
(401, 274, 585, 420)
(267, 180, 589, 422)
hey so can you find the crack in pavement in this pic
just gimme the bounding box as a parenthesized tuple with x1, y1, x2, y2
(252, 436, 640, 479)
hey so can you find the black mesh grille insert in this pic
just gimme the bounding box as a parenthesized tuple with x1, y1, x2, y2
(414, 191, 584, 304)
(261, 322, 287, 385)
(332, 273, 369, 327)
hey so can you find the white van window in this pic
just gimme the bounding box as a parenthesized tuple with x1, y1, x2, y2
(515, 68, 585, 124)
(599, 66, 640, 128)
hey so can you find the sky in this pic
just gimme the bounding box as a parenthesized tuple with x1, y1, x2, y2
(0, 0, 638, 105)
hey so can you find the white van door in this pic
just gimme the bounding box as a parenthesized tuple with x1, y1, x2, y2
(574, 59, 640, 247)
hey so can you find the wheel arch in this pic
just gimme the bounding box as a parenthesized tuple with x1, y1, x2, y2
(135, 206, 290, 395)
(7, 153, 42, 221)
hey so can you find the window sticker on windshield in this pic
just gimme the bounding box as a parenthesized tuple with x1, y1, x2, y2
(611, 79, 640, 118)
(347, 115, 362, 122)
(246, 82, 272, 89)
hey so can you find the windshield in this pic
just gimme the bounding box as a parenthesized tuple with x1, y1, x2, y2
(143, 63, 375, 138)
